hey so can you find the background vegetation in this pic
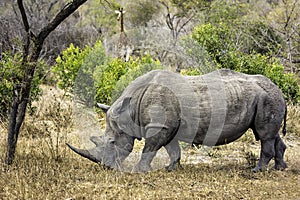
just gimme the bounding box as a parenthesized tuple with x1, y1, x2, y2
(1, 0, 300, 199)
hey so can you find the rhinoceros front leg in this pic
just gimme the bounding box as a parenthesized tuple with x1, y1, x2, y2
(164, 138, 183, 171)
(274, 136, 287, 170)
(134, 137, 160, 172)
(135, 128, 176, 172)
(252, 138, 275, 172)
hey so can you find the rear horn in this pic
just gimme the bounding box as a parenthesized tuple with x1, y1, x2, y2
(97, 103, 110, 113)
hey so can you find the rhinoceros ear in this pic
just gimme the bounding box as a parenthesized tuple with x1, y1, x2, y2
(119, 97, 131, 112)
(97, 103, 110, 113)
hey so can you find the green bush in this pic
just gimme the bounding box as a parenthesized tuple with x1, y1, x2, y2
(192, 23, 232, 66)
(53, 40, 107, 106)
(94, 55, 163, 105)
(0, 52, 18, 118)
(265, 64, 300, 103)
(52, 43, 91, 93)
(234, 54, 300, 103)
(53, 42, 163, 106)
(222, 51, 270, 75)
(180, 68, 201, 76)
(0, 52, 43, 118)
(74, 41, 107, 106)
(191, 23, 300, 103)
(94, 58, 131, 105)
(111, 55, 164, 102)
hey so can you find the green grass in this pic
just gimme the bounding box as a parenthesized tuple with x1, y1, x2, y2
(1, 86, 299, 199)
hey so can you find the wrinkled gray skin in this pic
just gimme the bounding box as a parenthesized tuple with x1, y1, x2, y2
(67, 69, 287, 172)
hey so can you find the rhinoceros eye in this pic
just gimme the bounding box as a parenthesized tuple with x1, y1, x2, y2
(109, 140, 115, 145)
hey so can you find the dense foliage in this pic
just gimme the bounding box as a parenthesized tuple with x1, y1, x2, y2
(111, 55, 163, 102)
(52, 40, 107, 106)
(0, 52, 43, 118)
(52, 44, 91, 93)
(52, 41, 163, 106)
(0, 53, 20, 118)
(50, 17, 300, 105)
(192, 22, 300, 103)
(94, 55, 163, 105)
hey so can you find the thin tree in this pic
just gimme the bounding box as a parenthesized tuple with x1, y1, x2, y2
(6, 0, 88, 165)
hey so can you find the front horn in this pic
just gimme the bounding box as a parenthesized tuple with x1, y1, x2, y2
(66, 143, 99, 163)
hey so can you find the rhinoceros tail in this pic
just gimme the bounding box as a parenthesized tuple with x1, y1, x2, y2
(282, 105, 287, 136)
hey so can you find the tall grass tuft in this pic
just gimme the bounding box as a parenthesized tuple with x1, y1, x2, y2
(287, 104, 300, 137)
(22, 86, 73, 161)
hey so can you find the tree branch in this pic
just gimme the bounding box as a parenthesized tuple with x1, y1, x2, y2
(178, 13, 195, 34)
(17, 0, 30, 32)
(48, 0, 59, 13)
(293, 59, 300, 63)
(17, 0, 32, 64)
(37, 0, 87, 43)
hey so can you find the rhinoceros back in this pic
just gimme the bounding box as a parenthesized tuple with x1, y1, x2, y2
(113, 69, 285, 146)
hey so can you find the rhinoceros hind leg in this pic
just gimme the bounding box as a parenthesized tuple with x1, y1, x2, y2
(274, 136, 287, 170)
(164, 139, 183, 171)
(252, 138, 275, 172)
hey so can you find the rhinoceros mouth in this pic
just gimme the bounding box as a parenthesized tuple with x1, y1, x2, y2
(66, 143, 101, 163)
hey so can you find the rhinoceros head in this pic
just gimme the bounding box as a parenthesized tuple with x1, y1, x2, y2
(67, 98, 135, 169)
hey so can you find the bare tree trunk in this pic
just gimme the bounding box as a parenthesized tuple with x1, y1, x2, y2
(6, 0, 88, 165)
(6, 86, 20, 165)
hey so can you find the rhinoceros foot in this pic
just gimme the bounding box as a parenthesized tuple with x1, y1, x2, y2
(165, 158, 183, 172)
(251, 165, 268, 173)
(134, 163, 152, 173)
(274, 161, 287, 171)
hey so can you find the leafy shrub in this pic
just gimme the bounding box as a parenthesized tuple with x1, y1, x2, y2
(265, 63, 300, 103)
(192, 23, 232, 65)
(52, 43, 91, 93)
(235, 55, 299, 103)
(94, 58, 131, 105)
(0, 52, 19, 118)
(0, 52, 43, 118)
(191, 23, 300, 103)
(94, 55, 163, 105)
(53, 42, 163, 106)
(112, 55, 164, 102)
(74, 41, 107, 106)
(53, 40, 107, 106)
(180, 68, 201, 76)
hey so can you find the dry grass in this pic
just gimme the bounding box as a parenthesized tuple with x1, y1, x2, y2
(1, 86, 300, 200)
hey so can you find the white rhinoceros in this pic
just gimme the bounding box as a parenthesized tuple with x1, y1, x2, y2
(67, 69, 287, 172)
